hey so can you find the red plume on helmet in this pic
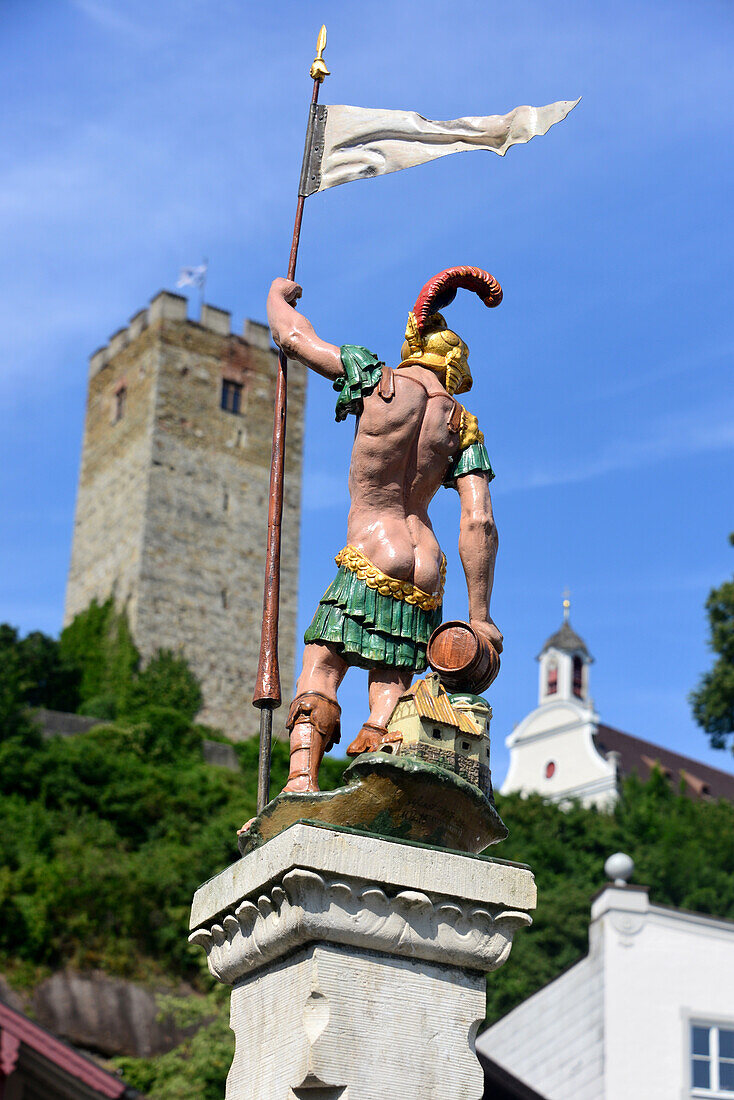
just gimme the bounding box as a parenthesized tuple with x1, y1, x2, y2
(412, 266, 503, 333)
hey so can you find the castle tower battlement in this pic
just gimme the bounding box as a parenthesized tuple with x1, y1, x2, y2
(66, 290, 305, 739)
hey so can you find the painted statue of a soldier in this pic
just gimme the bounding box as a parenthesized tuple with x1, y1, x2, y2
(267, 266, 504, 794)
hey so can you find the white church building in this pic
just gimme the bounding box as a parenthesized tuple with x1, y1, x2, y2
(501, 603, 734, 808)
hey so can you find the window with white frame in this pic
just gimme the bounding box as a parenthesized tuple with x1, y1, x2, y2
(691, 1022, 734, 1096)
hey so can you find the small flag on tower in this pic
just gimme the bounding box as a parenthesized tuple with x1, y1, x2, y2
(299, 99, 580, 197)
(177, 262, 208, 289)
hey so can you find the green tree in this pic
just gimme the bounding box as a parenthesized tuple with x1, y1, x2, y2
(58, 597, 139, 717)
(690, 533, 734, 752)
(0, 626, 42, 744)
(0, 717, 346, 981)
(0, 624, 80, 713)
(487, 771, 734, 1026)
(126, 650, 203, 721)
(2, 603, 201, 727)
(58, 600, 203, 723)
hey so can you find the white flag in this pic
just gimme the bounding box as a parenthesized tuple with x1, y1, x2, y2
(177, 263, 208, 289)
(301, 100, 580, 196)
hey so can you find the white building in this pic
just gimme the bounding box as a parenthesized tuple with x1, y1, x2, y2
(501, 605, 734, 809)
(477, 856, 734, 1099)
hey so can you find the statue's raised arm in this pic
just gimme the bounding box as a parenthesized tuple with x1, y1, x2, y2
(266, 277, 343, 380)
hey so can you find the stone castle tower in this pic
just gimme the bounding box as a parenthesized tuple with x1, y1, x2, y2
(65, 290, 305, 739)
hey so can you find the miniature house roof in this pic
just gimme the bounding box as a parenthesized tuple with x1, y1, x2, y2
(401, 676, 481, 737)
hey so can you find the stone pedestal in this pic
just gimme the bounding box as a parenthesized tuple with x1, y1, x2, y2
(189, 823, 535, 1100)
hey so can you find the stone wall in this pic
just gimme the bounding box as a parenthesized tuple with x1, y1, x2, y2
(31, 972, 203, 1059)
(65, 292, 305, 740)
(65, 321, 159, 629)
(0, 970, 205, 1058)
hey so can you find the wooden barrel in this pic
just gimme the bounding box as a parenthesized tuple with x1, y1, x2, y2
(426, 620, 500, 694)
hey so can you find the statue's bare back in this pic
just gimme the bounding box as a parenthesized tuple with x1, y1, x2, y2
(348, 369, 459, 597)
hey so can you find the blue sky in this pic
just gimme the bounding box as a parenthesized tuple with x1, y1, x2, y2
(1, 0, 732, 783)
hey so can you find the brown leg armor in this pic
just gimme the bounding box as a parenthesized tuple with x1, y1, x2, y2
(346, 722, 389, 757)
(282, 691, 341, 794)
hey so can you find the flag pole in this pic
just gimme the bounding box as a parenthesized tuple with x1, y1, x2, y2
(199, 257, 208, 316)
(253, 26, 329, 815)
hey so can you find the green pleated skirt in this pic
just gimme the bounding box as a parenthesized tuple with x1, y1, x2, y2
(304, 565, 442, 671)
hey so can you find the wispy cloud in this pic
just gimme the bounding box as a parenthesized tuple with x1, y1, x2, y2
(584, 340, 733, 404)
(498, 403, 734, 493)
(69, 0, 149, 40)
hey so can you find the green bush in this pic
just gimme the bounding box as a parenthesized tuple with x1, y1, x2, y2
(78, 693, 118, 720)
(126, 650, 203, 721)
(59, 601, 203, 724)
(59, 598, 138, 710)
(115, 988, 233, 1100)
(0, 708, 346, 981)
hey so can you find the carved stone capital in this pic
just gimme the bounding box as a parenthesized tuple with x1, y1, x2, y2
(189, 824, 535, 987)
(190, 865, 531, 983)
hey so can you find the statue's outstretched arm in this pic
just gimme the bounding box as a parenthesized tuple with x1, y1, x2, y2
(267, 278, 343, 380)
(456, 471, 503, 654)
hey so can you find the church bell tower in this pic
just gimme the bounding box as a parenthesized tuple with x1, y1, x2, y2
(537, 593, 593, 707)
(501, 597, 618, 809)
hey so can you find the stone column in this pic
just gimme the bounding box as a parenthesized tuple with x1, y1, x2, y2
(189, 823, 535, 1100)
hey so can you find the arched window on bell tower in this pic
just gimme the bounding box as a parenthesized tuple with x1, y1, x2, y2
(572, 654, 584, 698)
(547, 660, 558, 696)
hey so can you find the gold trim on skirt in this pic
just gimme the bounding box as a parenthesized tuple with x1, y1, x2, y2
(334, 545, 446, 612)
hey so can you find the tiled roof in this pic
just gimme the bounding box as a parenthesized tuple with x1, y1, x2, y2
(538, 620, 590, 658)
(402, 677, 480, 736)
(594, 724, 734, 802)
(0, 1000, 136, 1098)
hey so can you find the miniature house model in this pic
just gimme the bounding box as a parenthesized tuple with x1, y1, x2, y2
(386, 673, 494, 798)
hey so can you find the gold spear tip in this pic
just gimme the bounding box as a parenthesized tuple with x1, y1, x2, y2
(310, 24, 330, 82)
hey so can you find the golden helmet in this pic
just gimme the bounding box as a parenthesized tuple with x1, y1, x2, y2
(399, 266, 503, 396)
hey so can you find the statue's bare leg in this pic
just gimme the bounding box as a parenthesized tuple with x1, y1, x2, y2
(295, 641, 350, 701)
(367, 667, 414, 726)
(283, 642, 348, 794)
(346, 667, 414, 756)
